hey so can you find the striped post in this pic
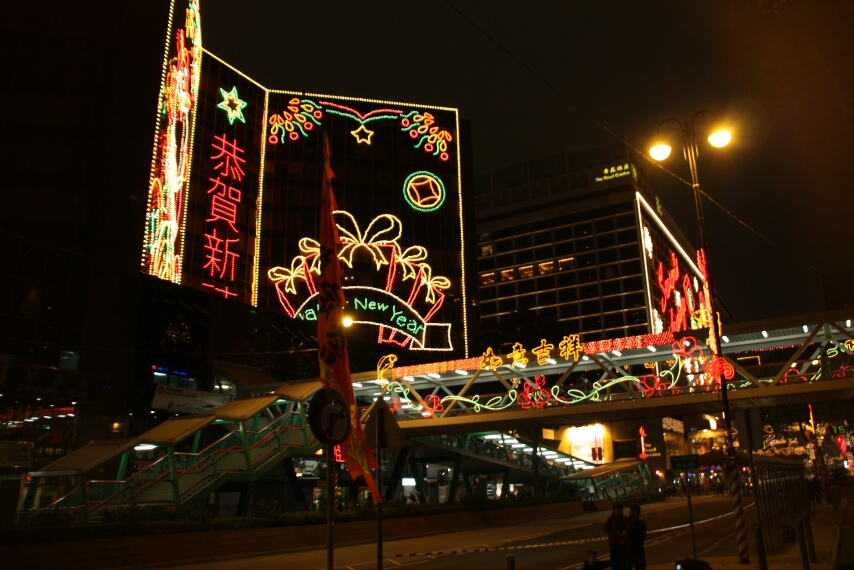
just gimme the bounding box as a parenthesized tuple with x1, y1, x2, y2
(728, 459, 749, 562)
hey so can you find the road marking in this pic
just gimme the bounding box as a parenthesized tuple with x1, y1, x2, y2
(391, 505, 750, 558)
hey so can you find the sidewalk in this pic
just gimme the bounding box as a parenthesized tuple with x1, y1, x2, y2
(648, 496, 850, 570)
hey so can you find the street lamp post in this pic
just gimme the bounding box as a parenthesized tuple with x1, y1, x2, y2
(650, 113, 750, 563)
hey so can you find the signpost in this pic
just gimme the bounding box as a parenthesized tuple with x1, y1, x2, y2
(307, 389, 351, 570)
(671, 454, 700, 559)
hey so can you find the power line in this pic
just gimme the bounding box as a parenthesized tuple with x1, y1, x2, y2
(443, 1, 779, 251)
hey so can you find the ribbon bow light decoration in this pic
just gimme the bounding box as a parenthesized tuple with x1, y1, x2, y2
(268, 210, 452, 346)
(334, 211, 402, 270)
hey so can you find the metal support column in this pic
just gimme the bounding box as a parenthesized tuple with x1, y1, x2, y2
(384, 446, 410, 501)
(447, 455, 462, 504)
(116, 450, 130, 481)
(167, 446, 180, 506)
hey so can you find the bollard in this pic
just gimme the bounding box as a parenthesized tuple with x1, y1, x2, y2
(506, 554, 515, 570)
(802, 511, 816, 563)
(756, 526, 768, 570)
(796, 519, 810, 570)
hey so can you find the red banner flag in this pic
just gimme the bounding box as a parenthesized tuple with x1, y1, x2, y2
(316, 133, 382, 502)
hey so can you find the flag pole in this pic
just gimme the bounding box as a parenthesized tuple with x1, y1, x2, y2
(327, 441, 334, 570)
(376, 407, 384, 570)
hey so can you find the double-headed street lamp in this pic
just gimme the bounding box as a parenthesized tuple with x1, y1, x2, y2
(649, 113, 750, 563)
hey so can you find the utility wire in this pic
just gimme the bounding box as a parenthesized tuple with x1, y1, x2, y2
(444, 0, 779, 250)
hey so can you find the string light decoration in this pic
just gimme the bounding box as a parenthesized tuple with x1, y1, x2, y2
(142, 1, 202, 283)
(350, 124, 374, 144)
(531, 339, 554, 366)
(267, 98, 324, 143)
(390, 356, 481, 379)
(268, 211, 454, 351)
(559, 334, 584, 362)
(403, 171, 446, 212)
(216, 86, 247, 125)
(377, 354, 397, 380)
(141, 17, 468, 352)
(507, 343, 529, 367)
(400, 111, 453, 161)
(479, 347, 503, 370)
(519, 375, 550, 409)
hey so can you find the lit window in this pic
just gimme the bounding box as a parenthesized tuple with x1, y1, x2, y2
(538, 261, 554, 274)
(480, 272, 495, 286)
(559, 257, 575, 271)
(479, 244, 493, 257)
(519, 265, 534, 279)
(500, 269, 515, 282)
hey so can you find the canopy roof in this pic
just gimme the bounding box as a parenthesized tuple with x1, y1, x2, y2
(138, 415, 216, 446)
(29, 439, 138, 477)
(214, 395, 279, 421)
(561, 459, 641, 480)
(274, 380, 323, 402)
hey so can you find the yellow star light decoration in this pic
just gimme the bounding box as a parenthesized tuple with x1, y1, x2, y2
(217, 86, 248, 125)
(350, 124, 374, 144)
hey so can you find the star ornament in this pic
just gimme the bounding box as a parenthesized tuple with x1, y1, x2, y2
(350, 124, 374, 144)
(217, 86, 248, 125)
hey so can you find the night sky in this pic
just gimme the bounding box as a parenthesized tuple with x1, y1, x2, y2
(201, 0, 854, 323)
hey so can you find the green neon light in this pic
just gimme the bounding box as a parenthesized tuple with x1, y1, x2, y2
(403, 171, 446, 213)
(217, 86, 247, 125)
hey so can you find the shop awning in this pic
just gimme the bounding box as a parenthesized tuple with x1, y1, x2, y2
(274, 380, 323, 402)
(29, 439, 139, 477)
(138, 415, 216, 446)
(560, 459, 641, 480)
(214, 395, 279, 422)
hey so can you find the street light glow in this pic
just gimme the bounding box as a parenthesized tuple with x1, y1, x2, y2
(708, 130, 732, 148)
(649, 143, 672, 161)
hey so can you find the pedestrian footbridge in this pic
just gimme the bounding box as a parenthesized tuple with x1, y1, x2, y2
(359, 311, 854, 436)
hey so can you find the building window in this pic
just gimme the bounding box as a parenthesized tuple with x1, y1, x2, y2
(519, 265, 534, 279)
(538, 261, 554, 274)
(500, 269, 515, 282)
(479, 244, 493, 257)
(480, 272, 495, 286)
(558, 257, 575, 271)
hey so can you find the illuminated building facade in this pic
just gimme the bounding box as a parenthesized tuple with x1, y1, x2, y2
(474, 141, 710, 350)
(140, 1, 472, 372)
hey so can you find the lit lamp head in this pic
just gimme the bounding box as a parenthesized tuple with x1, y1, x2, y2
(707, 129, 731, 148)
(649, 143, 672, 161)
(342, 315, 354, 328)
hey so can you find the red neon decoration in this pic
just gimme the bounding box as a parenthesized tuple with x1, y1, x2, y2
(834, 434, 848, 457)
(519, 375, 550, 409)
(704, 355, 735, 385)
(671, 336, 703, 359)
(639, 426, 648, 460)
(422, 394, 444, 415)
(582, 331, 675, 355)
(203, 229, 239, 280)
(656, 252, 680, 314)
(202, 283, 238, 299)
(638, 375, 666, 397)
(211, 134, 246, 181)
(318, 101, 403, 121)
